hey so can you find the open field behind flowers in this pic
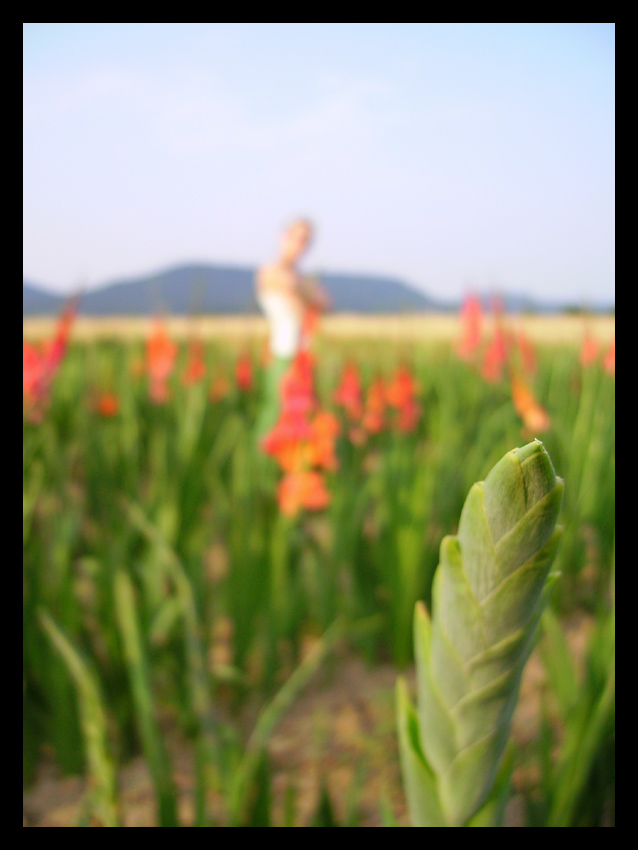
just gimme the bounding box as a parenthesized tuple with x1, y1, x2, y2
(23, 305, 614, 826)
(23, 312, 616, 345)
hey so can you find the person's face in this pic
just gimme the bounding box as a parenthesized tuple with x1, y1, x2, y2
(281, 223, 312, 262)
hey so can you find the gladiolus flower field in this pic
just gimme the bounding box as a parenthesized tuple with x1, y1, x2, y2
(23, 305, 614, 827)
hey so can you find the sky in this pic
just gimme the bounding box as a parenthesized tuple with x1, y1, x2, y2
(23, 23, 615, 306)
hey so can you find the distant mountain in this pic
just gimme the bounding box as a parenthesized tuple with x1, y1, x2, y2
(23, 281, 68, 316)
(23, 263, 614, 317)
(23, 263, 446, 317)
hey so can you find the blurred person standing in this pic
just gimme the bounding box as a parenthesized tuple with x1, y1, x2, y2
(254, 218, 331, 443)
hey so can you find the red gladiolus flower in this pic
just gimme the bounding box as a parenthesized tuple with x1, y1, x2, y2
(39, 303, 75, 377)
(481, 324, 509, 383)
(262, 350, 337, 517)
(261, 408, 314, 460)
(262, 352, 317, 459)
(333, 361, 363, 420)
(396, 400, 421, 433)
(23, 341, 42, 401)
(280, 350, 316, 416)
(149, 380, 171, 404)
(511, 372, 551, 435)
(261, 417, 311, 459)
(235, 352, 253, 391)
(182, 339, 207, 385)
(457, 294, 483, 361)
(23, 301, 77, 418)
(603, 338, 615, 377)
(263, 356, 317, 464)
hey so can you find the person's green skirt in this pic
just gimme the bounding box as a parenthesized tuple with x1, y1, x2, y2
(254, 355, 293, 445)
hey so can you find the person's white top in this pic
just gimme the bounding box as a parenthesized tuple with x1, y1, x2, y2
(257, 291, 301, 359)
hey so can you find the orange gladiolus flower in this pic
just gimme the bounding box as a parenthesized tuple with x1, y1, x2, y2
(580, 333, 600, 367)
(306, 411, 340, 470)
(385, 365, 418, 409)
(362, 377, 386, 434)
(147, 320, 177, 402)
(272, 440, 311, 474)
(260, 339, 273, 368)
(147, 320, 177, 381)
(96, 392, 120, 417)
(511, 373, 551, 434)
(603, 338, 615, 376)
(130, 357, 146, 379)
(301, 305, 320, 346)
(277, 471, 331, 517)
(385, 364, 421, 433)
(457, 294, 483, 360)
(209, 370, 231, 401)
(348, 425, 368, 446)
(516, 330, 537, 376)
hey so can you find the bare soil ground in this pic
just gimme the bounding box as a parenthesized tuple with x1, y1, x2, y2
(23, 613, 596, 827)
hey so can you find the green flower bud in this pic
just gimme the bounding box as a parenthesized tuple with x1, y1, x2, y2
(397, 440, 563, 826)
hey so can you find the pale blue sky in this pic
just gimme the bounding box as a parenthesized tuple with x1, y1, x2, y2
(23, 23, 615, 305)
